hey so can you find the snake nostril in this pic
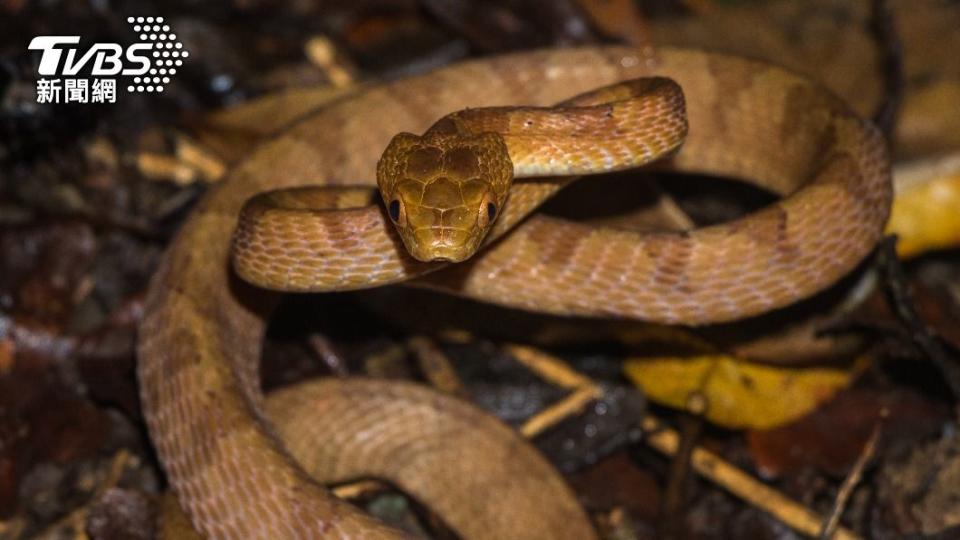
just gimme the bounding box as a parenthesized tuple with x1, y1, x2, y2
(487, 202, 497, 222)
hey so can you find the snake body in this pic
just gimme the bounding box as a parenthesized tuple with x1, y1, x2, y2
(138, 47, 891, 538)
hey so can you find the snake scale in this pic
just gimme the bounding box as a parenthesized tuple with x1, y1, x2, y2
(138, 47, 891, 538)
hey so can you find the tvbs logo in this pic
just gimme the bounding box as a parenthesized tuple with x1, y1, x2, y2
(28, 16, 188, 104)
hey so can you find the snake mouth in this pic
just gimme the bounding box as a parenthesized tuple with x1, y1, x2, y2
(425, 252, 463, 263)
(408, 243, 472, 263)
(407, 227, 477, 263)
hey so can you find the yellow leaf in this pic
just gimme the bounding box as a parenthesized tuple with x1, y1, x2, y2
(887, 154, 960, 258)
(624, 355, 862, 429)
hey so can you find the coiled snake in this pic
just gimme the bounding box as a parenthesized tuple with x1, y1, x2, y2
(138, 47, 891, 538)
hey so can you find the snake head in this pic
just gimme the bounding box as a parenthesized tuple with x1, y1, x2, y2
(377, 130, 513, 262)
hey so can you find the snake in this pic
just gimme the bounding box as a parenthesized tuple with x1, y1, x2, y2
(138, 46, 892, 539)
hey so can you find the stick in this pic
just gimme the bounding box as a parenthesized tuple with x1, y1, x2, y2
(642, 415, 862, 540)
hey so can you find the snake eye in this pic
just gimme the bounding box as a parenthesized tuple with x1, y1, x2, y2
(477, 194, 497, 229)
(388, 199, 403, 224)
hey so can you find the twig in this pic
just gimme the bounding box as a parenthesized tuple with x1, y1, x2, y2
(643, 415, 862, 540)
(175, 135, 227, 182)
(521, 386, 600, 438)
(304, 36, 357, 88)
(332, 480, 384, 500)
(659, 405, 703, 540)
(868, 0, 904, 139)
(505, 344, 603, 437)
(137, 152, 205, 186)
(408, 335, 468, 397)
(819, 414, 884, 540)
(603, 506, 640, 540)
(507, 344, 597, 389)
(877, 235, 960, 417)
(307, 334, 349, 377)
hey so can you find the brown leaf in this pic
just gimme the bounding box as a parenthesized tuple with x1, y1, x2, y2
(747, 389, 950, 477)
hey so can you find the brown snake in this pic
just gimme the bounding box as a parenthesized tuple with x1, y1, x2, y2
(138, 47, 891, 539)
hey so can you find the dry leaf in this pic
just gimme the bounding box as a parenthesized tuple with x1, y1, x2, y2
(887, 154, 960, 258)
(0, 339, 13, 374)
(624, 354, 864, 429)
